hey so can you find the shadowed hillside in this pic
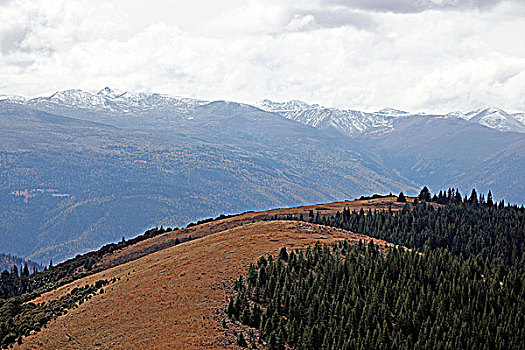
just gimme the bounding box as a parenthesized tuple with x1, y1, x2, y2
(0, 99, 414, 263)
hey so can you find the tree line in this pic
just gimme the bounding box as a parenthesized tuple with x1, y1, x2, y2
(229, 241, 524, 349)
(281, 188, 524, 271)
(229, 187, 525, 349)
(0, 254, 43, 276)
(0, 278, 113, 348)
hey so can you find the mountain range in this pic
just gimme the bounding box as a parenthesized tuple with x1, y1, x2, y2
(257, 99, 525, 135)
(1, 88, 524, 263)
(3, 89, 525, 135)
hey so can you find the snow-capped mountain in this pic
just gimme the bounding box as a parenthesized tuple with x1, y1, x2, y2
(26, 87, 207, 117)
(1, 88, 525, 262)
(258, 100, 525, 136)
(2, 88, 524, 135)
(257, 100, 399, 136)
(97, 86, 125, 99)
(0, 94, 27, 103)
(461, 107, 525, 133)
(374, 108, 409, 117)
(256, 99, 316, 112)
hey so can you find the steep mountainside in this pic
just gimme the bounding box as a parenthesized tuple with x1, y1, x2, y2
(354, 116, 525, 204)
(463, 107, 525, 133)
(0, 95, 414, 263)
(2, 89, 524, 263)
(257, 99, 397, 136)
(259, 99, 525, 203)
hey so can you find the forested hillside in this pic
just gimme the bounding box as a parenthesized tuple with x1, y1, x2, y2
(229, 188, 525, 349)
(0, 254, 42, 275)
(1, 187, 523, 349)
(229, 242, 524, 349)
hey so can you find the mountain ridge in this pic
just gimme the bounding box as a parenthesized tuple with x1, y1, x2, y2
(3, 89, 524, 134)
(0, 94, 415, 263)
(1, 88, 524, 263)
(258, 99, 525, 135)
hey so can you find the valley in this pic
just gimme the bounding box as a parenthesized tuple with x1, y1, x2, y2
(1, 89, 524, 264)
(1, 192, 522, 349)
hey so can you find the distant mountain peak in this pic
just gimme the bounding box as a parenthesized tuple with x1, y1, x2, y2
(375, 108, 409, 116)
(97, 87, 125, 98)
(463, 106, 525, 133)
(48, 88, 85, 98)
(464, 105, 506, 117)
(445, 111, 464, 119)
(481, 106, 507, 114)
(256, 99, 316, 112)
(44, 89, 102, 107)
(0, 94, 26, 103)
(22, 87, 208, 117)
(5, 88, 524, 134)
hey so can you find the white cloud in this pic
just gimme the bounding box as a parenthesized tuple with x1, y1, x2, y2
(325, 0, 509, 13)
(0, 0, 524, 112)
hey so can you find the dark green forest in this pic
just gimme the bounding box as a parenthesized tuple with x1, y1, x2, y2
(229, 242, 524, 349)
(278, 188, 525, 271)
(229, 188, 525, 349)
(0, 278, 112, 348)
(0, 254, 42, 276)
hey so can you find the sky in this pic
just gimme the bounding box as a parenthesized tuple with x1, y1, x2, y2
(0, 0, 524, 113)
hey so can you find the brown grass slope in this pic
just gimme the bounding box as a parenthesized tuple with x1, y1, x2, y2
(15, 196, 412, 349)
(91, 196, 413, 273)
(17, 220, 393, 350)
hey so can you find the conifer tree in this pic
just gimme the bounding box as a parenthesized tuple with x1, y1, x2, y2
(487, 190, 494, 206)
(418, 186, 431, 201)
(397, 192, 407, 202)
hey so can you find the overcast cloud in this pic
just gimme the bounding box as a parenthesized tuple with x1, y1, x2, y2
(0, 0, 524, 112)
(325, 0, 510, 13)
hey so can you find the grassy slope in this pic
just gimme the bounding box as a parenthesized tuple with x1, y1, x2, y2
(16, 198, 403, 349)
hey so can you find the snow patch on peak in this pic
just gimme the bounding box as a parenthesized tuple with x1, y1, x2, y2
(0, 94, 27, 103)
(445, 111, 465, 119)
(256, 99, 316, 112)
(375, 108, 409, 117)
(97, 87, 125, 98)
(512, 113, 525, 126)
(466, 106, 525, 133)
(464, 106, 505, 120)
(44, 89, 106, 109)
(25, 87, 209, 117)
(259, 101, 399, 137)
(7, 88, 525, 135)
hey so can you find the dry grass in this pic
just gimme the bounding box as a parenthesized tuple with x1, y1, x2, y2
(27, 196, 412, 286)
(19, 220, 392, 350)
